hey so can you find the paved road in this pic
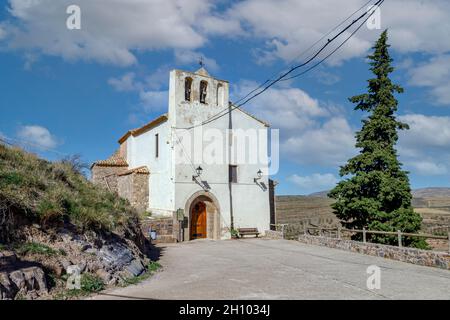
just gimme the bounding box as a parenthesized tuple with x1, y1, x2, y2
(94, 239, 450, 300)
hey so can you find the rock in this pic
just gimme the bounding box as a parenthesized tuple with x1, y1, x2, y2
(80, 244, 92, 252)
(1, 266, 48, 300)
(22, 267, 48, 294)
(77, 261, 87, 273)
(125, 259, 145, 277)
(60, 259, 71, 271)
(0, 272, 15, 300)
(9, 270, 26, 291)
(99, 242, 134, 271)
(95, 269, 111, 283)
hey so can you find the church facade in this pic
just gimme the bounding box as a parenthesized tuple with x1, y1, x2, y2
(91, 67, 273, 241)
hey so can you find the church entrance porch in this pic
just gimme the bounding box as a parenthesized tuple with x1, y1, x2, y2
(185, 191, 221, 241)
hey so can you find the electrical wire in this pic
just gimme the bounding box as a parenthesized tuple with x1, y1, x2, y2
(233, 0, 376, 105)
(175, 0, 384, 130)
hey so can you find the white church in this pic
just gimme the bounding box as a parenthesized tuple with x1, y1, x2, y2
(92, 67, 275, 241)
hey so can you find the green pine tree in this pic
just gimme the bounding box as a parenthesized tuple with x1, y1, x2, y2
(328, 30, 426, 249)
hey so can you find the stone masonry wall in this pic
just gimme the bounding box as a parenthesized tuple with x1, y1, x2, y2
(298, 234, 450, 270)
(132, 174, 149, 213)
(117, 173, 149, 213)
(265, 230, 284, 240)
(91, 166, 126, 194)
(141, 217, 177, 243)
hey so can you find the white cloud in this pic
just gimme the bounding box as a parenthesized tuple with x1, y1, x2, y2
(0, 24, 7, 40)
(408, 55, 450, 105)
(407, 160, 447, 176)
(282, 117, 356, 166)
(288, 173, 338, 193)
(399, 114, 450, 149)
(108, 72, 141, 92)
(233, 80, 330, 133)
(228, 0, 450, 65)
(17, 125, 58, 149)
(174, 50, 220, 72)
(139, 90, 168, 112)
(232, 80, 355, 166)
(2, 0, 224, 66)
(398, 114, 450, 176)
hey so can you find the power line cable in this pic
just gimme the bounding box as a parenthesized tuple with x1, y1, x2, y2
(176, 0, 384, 130)
(201, 0, 384, 126)
(233, 0, 375, 105)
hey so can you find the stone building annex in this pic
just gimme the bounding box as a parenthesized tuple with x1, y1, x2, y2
(91, 67, 276, 242)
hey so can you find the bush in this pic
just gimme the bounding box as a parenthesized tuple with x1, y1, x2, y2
(80, 273, 105, 293)
(15, 242, 59, 256)
(0, 144, 141, 237)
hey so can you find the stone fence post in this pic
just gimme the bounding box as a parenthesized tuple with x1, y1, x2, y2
(363, 228, 367, 243)
(398, 230, 402, 248)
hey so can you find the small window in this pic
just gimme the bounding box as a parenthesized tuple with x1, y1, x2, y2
(155, 133, 159, 158)
(229, 165, 237, 183)
(185, 77, 192, 101)
(200, 80, 208, 104)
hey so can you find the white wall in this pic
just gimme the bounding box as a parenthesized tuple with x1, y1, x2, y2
(169, 69, 271, 238)
(126, 121, 174, 216)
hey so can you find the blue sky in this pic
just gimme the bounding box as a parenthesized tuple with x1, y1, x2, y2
(1, 0, 450, 195)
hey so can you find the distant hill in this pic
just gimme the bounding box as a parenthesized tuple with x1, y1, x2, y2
(411, 187, 450, 198)
(276, 187, 450, 235)
(307, 187, 450, 199)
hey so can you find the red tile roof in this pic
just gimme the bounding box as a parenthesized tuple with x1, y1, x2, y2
(92, 150, 128, 168)
(118, 166, 150, 176)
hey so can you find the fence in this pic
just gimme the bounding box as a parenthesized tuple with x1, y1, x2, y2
(271, 222, 450, 253)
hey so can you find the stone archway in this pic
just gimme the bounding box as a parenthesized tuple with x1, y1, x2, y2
(184, 191, 221, 240)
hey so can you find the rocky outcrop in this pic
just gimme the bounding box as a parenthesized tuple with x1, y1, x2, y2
(0, 252, 48, 299)
(0, 224, 151, 300)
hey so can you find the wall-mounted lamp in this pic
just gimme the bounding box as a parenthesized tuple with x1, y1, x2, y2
(193, 166, 203, 181)
(254, 169, 263, 183)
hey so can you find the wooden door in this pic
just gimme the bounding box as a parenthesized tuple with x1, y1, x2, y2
(191, 202, 207, 239)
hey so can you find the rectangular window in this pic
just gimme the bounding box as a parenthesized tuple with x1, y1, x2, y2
(229, 165, 237, 183)
(155, 133, 159, 158)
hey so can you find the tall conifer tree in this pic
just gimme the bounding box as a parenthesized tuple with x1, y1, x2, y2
(328, 30, 426, 248)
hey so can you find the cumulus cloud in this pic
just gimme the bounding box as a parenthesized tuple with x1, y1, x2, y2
(174, 50, 220, 72)
(288, 173, 338, 193)
(398, 114, 450, 176)
(282, 117, 356, 166)
(228, 0, 450, 65)
(17, 125, 59, 149)
(231, 80, 355, 166)
(408, 55, 450, 105)
(108, 72, 142, 92)
(1, 0, 228, 66)
(233, 80, 330, 133)
(139, 90, 168, 112)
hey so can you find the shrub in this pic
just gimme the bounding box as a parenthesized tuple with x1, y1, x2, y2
(0, 144, 141, 237)
(15, 242, 59, 256)
(80, 273, 105, 293)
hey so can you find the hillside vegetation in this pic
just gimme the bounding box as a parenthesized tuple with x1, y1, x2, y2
(0, 144, 152, 300)
(0, 144, 140, 242)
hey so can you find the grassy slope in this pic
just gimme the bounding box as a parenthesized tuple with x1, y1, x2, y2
(0, 144, 140, 241)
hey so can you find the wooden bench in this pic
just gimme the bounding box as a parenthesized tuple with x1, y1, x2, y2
(238, 228, 260, 238)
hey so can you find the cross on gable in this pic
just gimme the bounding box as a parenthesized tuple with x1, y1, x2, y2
(199, 57, 205, 68)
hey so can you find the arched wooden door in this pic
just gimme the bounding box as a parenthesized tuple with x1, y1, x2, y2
(190, 202, 207, 239)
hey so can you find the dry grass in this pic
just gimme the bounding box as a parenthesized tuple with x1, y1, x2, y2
(0, 144, 140, 239)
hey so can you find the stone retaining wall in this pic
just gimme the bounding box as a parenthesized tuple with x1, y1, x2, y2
(264, 230, 284, 240)
(298, 234, 450, 270)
